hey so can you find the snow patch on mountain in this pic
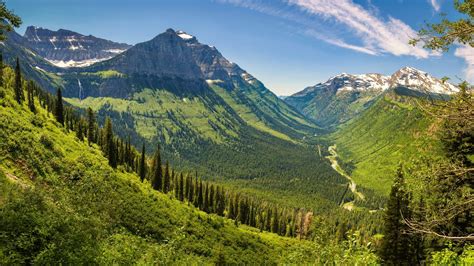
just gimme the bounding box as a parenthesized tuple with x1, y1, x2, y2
(46, 58, 111, 68)
(176, 30, 194, 40)
(103, 48, 127, 54)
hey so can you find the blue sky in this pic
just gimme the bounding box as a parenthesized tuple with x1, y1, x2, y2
(7, 0, 473, 95)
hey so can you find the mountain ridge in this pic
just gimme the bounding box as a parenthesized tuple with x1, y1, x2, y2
(23, 26, 131, 67)
(284, 66, 458, 128)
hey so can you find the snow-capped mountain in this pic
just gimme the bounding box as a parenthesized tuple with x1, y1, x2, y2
(285, 67, 458, 128)
(293, 67, 457, 98)
(292, 73, 390, 97)
(389, 67, 457, 94)
(23, 26, 131, 68)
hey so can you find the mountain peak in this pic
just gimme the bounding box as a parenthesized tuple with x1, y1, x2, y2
(390, 66, 457, 94)
(396, 66, 426, 75)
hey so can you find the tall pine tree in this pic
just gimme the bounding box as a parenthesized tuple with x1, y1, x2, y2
(14, 57, 22, 104)
(86, 107, 95, 145)
(151, 145, 163, 191)
(54, 87, 64, 125)
(27, 80, 35, 113)
(197, 179, 204, 209)
(104, 117, 116, 168)
(139, 143, 146, 182)
(178, 173, 184, 201)
(380, 166, 414, 265)
(163, 161, 170, 193)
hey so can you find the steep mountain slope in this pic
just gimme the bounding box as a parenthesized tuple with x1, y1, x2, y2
(285, 67, 457, 128)
(0, 67, 323, 264)
(60, 29, 315, 138)
(329, 88, 445, 195)
(0, 31, 63, 92)
(23, 26, 131, 67)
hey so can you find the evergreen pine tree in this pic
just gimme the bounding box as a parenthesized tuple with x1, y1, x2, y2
(151, 145, 163, 191)
(125, 136, 131, 168)
(265, 208, 272, 232)
(14, 57, 22, 104)
(163, 161, 170, 193)
(104, 117, 116, 168)
(209, 184, 215, 213)
(380, 166, 413, 265)
(227, 194, 234, 219)
(86, 107, 95, 145)
(54, 87, 64, 125)
(271, 208, 279, 233)
(27, 80, 35, 112)
(192, 177, 198, 206)
(139, 143, 146, 182)
(216, 186, 225, 216)
(185, 175, 190, 201)
(179, 173, 184, 201)
(203, 183, 209, 212)
(188, 175, 194, 203)
(76, 119, 84, 140)
(172, 170, 178, 196)
(197, 179, 204, 209)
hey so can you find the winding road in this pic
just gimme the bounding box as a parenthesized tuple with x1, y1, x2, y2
(326, 145, 365, 211)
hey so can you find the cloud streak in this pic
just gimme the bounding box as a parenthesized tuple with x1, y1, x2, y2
(218, 0, 437, 58)
(454, 45, 474, 82)
(429, 0, 441, 12)
(287, 0, 435, 58)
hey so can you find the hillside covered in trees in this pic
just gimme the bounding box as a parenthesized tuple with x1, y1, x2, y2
(0, 0, 473, 264)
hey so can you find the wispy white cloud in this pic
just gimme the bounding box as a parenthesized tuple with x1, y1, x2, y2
(288, 0, 436, 58)
(303, 29, 378, 55)
(454, 45, 474, 82)
(217, 0, 437, 59)
(429, 0, 441, 12)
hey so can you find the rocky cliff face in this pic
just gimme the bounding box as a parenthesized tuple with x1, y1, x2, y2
(24, 26, 131, 67)
(94, 29, 203, 79)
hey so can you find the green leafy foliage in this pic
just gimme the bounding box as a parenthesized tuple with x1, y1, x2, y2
(410, 0, 474, 51)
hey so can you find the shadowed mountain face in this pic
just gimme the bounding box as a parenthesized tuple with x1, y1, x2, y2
(285, 67, 457, 128)
(77, 29, 264, 97)
(23, 26, 131, 67)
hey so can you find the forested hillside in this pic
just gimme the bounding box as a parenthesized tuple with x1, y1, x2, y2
(0, 64, 384, 264)
(330, 88, 445, 195)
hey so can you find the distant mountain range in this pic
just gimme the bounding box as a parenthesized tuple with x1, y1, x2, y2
(284, 66, 457, 127)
